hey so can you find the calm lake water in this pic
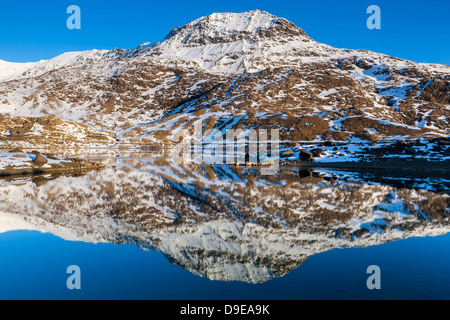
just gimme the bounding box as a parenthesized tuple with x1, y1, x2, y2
(0, 154, 449, 300)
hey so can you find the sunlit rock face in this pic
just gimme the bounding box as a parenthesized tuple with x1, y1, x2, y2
(0, 158, 448, 284)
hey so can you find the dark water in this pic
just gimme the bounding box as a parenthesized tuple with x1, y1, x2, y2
(0, 155, 449, 300)
(0, 231, 449, 300)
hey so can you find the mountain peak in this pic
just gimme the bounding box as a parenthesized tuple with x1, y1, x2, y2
(161, 10, 310, 46)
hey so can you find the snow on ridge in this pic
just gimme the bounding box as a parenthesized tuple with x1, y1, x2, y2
(2, 10, 448, 79)
(180, 10, 283, 34)
(0, 50, 108, 82)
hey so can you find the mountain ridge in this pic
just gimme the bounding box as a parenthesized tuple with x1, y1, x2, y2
(0, 10, 448, 163)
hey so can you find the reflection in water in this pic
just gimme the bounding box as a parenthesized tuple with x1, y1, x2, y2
(0, 157, 449, 284)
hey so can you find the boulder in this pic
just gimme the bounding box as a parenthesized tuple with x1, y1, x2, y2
(33, 154, 48, 166)
(299, 150, 313, 161)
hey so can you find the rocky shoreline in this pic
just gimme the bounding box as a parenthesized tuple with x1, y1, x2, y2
(0, 149, 105, 177)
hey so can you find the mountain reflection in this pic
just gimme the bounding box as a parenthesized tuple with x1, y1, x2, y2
(0, 157, 448, 284)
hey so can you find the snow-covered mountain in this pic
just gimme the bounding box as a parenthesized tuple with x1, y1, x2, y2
(0, 158, 448, 283)
(0, 10, 449, 157)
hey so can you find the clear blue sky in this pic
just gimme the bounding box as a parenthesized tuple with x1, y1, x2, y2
(0, 0, 448, 65)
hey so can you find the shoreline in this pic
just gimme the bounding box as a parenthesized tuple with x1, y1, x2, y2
(1, 146, 448, 178)
(0, 164, 105, 177)
(0, 151, 106, 178)
(281, 158, 450, 172)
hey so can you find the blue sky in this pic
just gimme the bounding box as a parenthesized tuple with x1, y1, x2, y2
(0, 0, 448, 65)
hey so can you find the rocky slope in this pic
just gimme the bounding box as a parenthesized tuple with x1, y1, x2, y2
(0, 10, 448, 162)
(0, 114, 116, 149)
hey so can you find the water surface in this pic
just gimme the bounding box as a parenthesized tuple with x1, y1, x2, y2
(0, 154, 448, 300)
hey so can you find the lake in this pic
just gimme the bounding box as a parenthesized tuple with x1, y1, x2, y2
(0, 153, 449, 300)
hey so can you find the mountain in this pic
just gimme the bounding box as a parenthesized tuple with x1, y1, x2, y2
(0, 10, 449, 161)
